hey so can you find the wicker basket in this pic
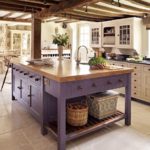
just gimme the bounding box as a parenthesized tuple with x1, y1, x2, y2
(87, 90, 118, 120)
(67, 102, 88, 126)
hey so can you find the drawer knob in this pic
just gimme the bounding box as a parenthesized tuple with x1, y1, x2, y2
(29, 75, 34, 78)
(134, 67, 137, 69)
(24, 73, 29, 76)
(148, 69, 150, 71)
(134, 86, 136, 89)
(107, 81, 112, 85)
(118, 79, 123, 83)
(16, 69, 19, 71)
(134, 73, 136, 75)
(92, 83, 96, 87)
(134, 80, 137, 82)
(77, 86, 83, 90)
(27, 94, 32, 97)
(134, 92, 136, 95)
(20, 71, 24, 73)
(17, 86, 22, 90)
(35, 78, 40, 81)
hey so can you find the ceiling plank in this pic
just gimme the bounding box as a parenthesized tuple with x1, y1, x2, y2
(75, 7, 124, 17)
(67, 10, 113, 19)
(89, 3, 143, 16)
(0, 17, 31, 22)
(15, 13, 31, 19)
(99, 0, 150, 13)
(2, 12, 13, 18)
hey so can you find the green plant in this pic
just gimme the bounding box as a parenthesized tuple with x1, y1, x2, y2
(52, 33, 69, 46)
(88, 56, 107, 66)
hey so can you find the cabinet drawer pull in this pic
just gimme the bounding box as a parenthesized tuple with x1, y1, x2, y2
(16, 69, 19, 71)
(134, 86, 136, 89)
(24, 73, 29, 75)
(92, 83, 96, 87)
(134, 92, 136, 95)
(107, 81, 112, 85)
(118, 79, 123, 83)
(121, 65, 124, 67)
(29, 75, 34, 78)
(17, 86, 22, 90)
(35, 78, 40, 81)
(19, 71, 24, 73)
(134, 73, 137, 75)
(134, 67, 137, 69)
(148, 69, 150, 71)
(134, 80, 137, 82)
(77, 86, 83, 90)
(28, 94, 32, 97)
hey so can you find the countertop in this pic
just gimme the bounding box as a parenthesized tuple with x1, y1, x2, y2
(107, 59, 150, 65)
(12, 58, 133, 83)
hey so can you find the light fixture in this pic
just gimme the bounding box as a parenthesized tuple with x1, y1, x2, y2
(111, 0, 121, 7)
(85, 5, 88, 12)
(143, 13, 148, 18)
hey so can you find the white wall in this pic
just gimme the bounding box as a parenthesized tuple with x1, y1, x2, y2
(41, 22, 71, 49)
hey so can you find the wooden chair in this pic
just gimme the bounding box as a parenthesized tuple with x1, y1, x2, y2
(0, 56, 11, 91)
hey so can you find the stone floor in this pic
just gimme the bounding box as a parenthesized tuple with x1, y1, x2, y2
(0, 72, 150, 150)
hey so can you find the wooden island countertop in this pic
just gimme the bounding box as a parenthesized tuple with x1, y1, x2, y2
(12, 58, 133, 82)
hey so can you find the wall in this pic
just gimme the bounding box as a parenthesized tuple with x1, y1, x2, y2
(41, 22, 72, 49)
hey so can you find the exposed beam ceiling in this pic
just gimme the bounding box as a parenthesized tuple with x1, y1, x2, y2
(0, 16, 31, 22)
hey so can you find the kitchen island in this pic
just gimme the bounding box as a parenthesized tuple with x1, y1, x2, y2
(11, 59, 133, 150)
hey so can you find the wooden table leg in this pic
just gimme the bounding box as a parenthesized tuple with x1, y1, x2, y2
(57, 96, 66, 150)
(125, 74, 131, 126)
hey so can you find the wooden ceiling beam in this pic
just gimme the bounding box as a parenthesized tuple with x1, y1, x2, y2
(0, 0, 49, 9)
(0, 3, 38, 13)
(18, 0, 58, 5)
(0, 17, 31, 22)
(55, 13, 102, 22)
(36, 0, 106, 18)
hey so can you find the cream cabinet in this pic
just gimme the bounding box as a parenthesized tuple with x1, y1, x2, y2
(107, 60, 150, 103)
(142, 65, 150, 103)
(90, 23, 101, 48)
(102, 18, 142, 53)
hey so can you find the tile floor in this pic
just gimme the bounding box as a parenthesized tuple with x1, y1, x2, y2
(0, 73, 150, 150)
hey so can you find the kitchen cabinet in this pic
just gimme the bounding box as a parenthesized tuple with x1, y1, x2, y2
(142, 65, 150, 103)
(102, 18, 142, 52)
(90, 23, 101, 48)
(107, 60, 150, 104)
(102, 20, 116, 47)
(12, 64, 42, 122)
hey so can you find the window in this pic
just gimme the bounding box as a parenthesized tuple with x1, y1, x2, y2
(79, 24, 90, 47)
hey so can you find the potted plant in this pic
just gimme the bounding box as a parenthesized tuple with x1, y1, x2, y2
(52, 33, 69, 60)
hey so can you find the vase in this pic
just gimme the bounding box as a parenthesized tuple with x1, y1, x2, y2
(58, 45, 63, 60)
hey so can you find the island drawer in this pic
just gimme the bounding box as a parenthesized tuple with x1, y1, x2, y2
(143, 65, 150, 73)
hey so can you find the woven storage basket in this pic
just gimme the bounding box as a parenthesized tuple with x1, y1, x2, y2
(67, 102, 88, 126)
(87, 90, 118, 120)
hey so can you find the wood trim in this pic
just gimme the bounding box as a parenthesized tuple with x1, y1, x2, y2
(0, 17, 31, 22)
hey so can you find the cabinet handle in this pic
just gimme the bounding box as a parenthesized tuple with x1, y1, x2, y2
(134, 80, 137, 82)
(118, 79, 123, 83)
(134, 92, 136, 95)
(134, 73, 137, 75)
(17, 86, 22, 90)
(148, 69, 150, 71)
(24, 73, 29, 76)
(134, 86, 136, 89)
(19, 71, 24, 73)
(29, 75, 34, 78)
(121, 65, 124, 67)
(134, 67, 137, 69)
(27, 94, 32, 97)
(35, 78, 40, 81)
(92, 83, 96, 87)
(16, 69, 19, 71)
(107, 81, 112, 85)
(77, 86, 83, 90)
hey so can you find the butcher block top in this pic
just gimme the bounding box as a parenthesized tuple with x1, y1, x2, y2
(12, 58, 133, 83)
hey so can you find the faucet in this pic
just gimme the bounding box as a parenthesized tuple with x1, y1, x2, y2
(76, 45, 88, 65)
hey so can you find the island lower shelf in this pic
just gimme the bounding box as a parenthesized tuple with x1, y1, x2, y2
(47, 110, 125, 141)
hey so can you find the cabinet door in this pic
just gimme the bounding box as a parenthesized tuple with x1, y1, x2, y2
(14, 75, 22, 101)
(30, 84, 42, 122)
(90, 24, 101, 48)
(21, 79, 30, 108)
